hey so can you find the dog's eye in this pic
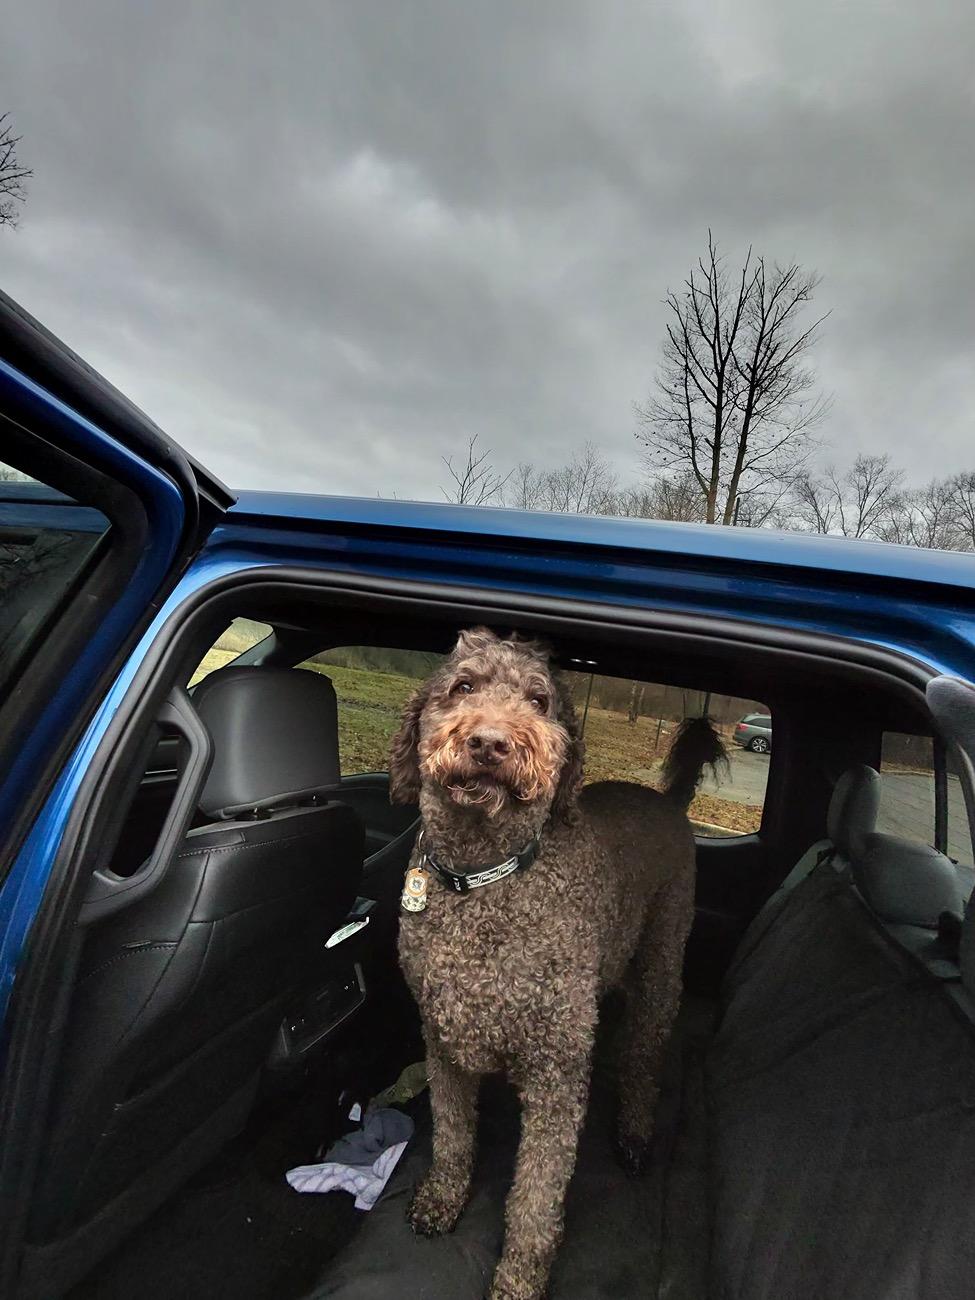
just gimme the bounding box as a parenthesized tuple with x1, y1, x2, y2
(529, 693, 549, 713)
(452, 680, 474, 696)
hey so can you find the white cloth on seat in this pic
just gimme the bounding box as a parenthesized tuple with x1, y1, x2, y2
(286, 1140, 409, 1210)
(286, 1106, 414, 1211)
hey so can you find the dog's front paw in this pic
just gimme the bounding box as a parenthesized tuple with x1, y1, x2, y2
(616, 1128, 654, 1176)
(408, 1169, 468, 1236)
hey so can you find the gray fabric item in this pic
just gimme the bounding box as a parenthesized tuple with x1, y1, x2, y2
(852, 832, 965, 927)
(192, 667, 340, 817)
(323, 1108, 414, 1170)
(712, 861, 975, 1300)
(286, 1109, 414, 1211)
(826, 763, 881, 856)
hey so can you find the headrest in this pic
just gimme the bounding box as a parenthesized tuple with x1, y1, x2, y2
(192, 667, 340, 818)
(827, 764, 881, 856)
(852, 831, 965, 928)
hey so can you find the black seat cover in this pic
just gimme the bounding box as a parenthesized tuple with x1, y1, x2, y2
(27, 668, 363, 1287)
(711, 814, 975, 1300)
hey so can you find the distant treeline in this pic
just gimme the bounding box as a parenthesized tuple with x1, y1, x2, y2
(563, 673, 765, 727)
(313, 645, 442, 679)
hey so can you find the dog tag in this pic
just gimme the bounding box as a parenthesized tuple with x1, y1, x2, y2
(401, 866, 429, 913)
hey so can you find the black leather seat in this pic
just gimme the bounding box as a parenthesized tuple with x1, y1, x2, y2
(25, 667, 363, 1295)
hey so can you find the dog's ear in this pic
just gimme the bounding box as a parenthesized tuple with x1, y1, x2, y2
(550, 675, 585, 824)
(453, 625, 499, 657)
(389, 681, 432, 805)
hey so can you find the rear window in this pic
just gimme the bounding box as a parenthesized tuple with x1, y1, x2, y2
(297, 647, 443, 774)
(189, 618, 273, 686)
(563, 672, 772, 839)
(293, 650, 770, 835)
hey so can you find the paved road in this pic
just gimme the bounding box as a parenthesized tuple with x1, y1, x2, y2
(701, 748, 971, 864)
(701, 748, 769, 805)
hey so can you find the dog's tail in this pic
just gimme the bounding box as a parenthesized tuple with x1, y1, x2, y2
(660, 717, 728, 810)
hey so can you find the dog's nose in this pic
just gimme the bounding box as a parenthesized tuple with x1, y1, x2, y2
(467, 730, 510, 765)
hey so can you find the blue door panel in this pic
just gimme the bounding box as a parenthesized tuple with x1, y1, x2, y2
(0, 361, 190, 1039)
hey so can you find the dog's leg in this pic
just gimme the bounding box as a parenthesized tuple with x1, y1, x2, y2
(617, 866, 694, 1173)
(408, 1040, 479, 1236)
(490, 1045, 593, 1300)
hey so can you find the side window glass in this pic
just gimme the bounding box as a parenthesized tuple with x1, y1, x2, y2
(295, 647, 443, 774)
(879, 731, 973, 866)
(878, 732, 936, 847)
(0, 463, 109, 692)
(564, 673, 771, 838)
(189, 618, 273, 686)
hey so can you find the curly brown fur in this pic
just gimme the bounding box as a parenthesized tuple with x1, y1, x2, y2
(393, 628, 723, 1300)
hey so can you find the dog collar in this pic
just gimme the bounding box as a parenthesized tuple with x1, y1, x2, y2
(417, 829, 540, 894)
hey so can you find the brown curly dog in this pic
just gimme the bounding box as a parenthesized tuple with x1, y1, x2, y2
(392, 627, 725, 1300)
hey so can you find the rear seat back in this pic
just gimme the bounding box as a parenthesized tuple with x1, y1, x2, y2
(710, 823, 975, 1300)
(728, 764, 880, 976)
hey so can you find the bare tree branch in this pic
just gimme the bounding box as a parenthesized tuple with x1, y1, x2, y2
(947, 472, 975, 552)
(0, 113, 32, 228)
(876, 475, 966, 550)
(795, 454, 904, 538)
(440, 434, 512, 506)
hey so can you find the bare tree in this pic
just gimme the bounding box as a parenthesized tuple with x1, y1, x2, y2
(440, 434, 511, 506)
(795, 454, 904, 538)
(833, 455, 904, 539)
(732, 477, 805, 529)
(509, 443, 619, 515)
(617, 472, 706, 523)
(540, 442, 618, 514)
(0, 113, 32, 228)
(947, 472, 975, 552)
(637, 232, 829, 525)
(510, 462, 547, 511)
(794, 468, 840, 535)
(875, 476, 960, 550)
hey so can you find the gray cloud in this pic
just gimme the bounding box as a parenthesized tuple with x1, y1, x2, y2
(1, 0, 972, 498)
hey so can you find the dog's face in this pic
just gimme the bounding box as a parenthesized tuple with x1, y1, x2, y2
(390, 627, 584, 821)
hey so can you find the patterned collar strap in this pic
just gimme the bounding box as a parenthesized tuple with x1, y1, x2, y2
(418, 829, 541, 894)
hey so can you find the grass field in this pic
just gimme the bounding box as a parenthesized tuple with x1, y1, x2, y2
(192, 639, 762, 834)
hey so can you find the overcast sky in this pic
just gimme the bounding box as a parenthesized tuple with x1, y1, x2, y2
(1, 1, 972, 501)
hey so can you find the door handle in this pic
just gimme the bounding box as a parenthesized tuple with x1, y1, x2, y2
(79, 685, 213, 925)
